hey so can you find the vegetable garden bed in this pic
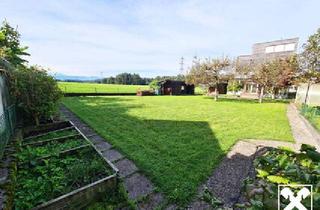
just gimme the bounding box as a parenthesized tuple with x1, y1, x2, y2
(15, 121, 119, 210)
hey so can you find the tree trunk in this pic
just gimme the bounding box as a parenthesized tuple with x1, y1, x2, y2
(34, 115, 40, 126)
(305, 79, 311, 104)
(214, 86, 218, 101)
(270, 87, 274, 99)
(259, 86, 264, 103)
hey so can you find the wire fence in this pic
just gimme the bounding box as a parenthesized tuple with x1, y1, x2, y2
(0, 105, 16, 159)
(0, 58, 16, 159)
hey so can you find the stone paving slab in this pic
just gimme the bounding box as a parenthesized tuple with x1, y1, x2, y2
(101, 149, 124, 162)
(89, 134, 107, 145)
(94, 141, 112, 152)
(60, 105, 167, 208)
(137, 192, 164, 210)
(124, 173, 154, 200)
(77, 125, 97, 136)
(114, 159, 138, 178)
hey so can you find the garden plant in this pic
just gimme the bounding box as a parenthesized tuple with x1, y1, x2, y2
(240, 144, 320, 209)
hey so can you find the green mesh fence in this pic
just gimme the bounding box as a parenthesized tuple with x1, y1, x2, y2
(0, 58, 16, 159)
(0, 105, 16, 158)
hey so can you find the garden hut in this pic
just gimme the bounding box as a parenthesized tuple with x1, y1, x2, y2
(158, 80, 194, 95)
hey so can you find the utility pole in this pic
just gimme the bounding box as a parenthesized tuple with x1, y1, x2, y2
(179, 56, 184, 75)
(100, 72, 103, 84)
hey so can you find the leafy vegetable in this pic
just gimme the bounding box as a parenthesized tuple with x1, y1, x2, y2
(15, 148, 112, 209)
(240, 144, 320, 209)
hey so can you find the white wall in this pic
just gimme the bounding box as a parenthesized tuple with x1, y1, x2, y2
(295, 83, 320, 106)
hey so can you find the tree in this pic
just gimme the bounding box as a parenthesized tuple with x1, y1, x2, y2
(300, 28, 320, 83)
(0, 21, 29, 67)
(227, 79, 242, 94)
(187, 57, 230, 101)
(299, 28, 320, 104)
(9, 66, 62, 125)
(149, 79, 160, 90)
(235, 55, 298, 103)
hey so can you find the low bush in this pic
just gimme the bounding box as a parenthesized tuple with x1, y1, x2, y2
(240, 144, 320, 209)
(300, 104, 320, 131)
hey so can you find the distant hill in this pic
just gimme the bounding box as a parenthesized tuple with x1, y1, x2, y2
(52, 73, 100, 81)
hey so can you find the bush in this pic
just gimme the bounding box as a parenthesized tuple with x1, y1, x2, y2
(9, 66, 62, 125)
(300, 104, 320, 130)
(240, 144, 320, 209)
(227, 80, 243, 93)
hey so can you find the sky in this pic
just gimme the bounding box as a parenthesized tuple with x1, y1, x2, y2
(0, 0, 319, 77)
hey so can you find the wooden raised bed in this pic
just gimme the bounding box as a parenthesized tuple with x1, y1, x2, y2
(15, 121, 119, 210)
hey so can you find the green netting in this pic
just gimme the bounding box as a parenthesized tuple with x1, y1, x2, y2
(0, 58, 16, 159)
(0, 105, 16, 158)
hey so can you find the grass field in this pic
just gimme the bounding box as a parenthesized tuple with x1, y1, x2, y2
(58, 81, 204, 94)
(58, 82, 149, 93)
(63, 96, 293, 205)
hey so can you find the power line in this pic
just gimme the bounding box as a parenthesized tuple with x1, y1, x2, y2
(179, 56, 184, 75)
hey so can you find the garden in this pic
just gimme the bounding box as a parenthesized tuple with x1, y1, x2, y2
(63, 95, 294, 205)
(13, 122, 119, 209)
(0, 18, 319, 209)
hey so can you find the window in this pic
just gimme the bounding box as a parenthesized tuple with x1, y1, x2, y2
(265, 46, 274, 53)
(274, 45, 285, 52)
(285, 43, 295, 51)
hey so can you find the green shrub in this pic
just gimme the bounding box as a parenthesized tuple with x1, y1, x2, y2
(9, 66, 62, 125)
(241, 144, 320, 209)
(300, 104, 320, 130)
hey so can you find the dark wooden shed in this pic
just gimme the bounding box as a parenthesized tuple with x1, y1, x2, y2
(158, 80, 194, 95)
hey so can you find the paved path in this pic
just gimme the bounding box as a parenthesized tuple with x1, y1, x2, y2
(60, 106, 165, 210)
(188, 103, 320, 209)
(287, 103, 320, 151)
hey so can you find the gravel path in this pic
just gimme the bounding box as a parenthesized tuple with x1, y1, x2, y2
(188, 103, 320, 209)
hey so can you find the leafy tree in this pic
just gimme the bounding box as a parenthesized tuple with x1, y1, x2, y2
(187, 57, 230, 101)
(131, 73, 142, 85)
(9, 66, 62, 125)
(300, 28, 320, 83)
(149, 79, 160, 90)
(0, 21, 29, 67)
(107, 76, 115, 84)
(227, 80, 242, 94)
(236, 56, 298, 102)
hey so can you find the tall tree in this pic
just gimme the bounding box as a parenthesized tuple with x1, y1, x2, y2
(300, 28, 320, 83)
(187, 57, 230, 101)
(0, 21, 29, 67)
(236, 56, 298, 103)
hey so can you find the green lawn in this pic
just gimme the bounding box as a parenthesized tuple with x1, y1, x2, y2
(62, 96, 294, 205)
(58, 82, 149, 93)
